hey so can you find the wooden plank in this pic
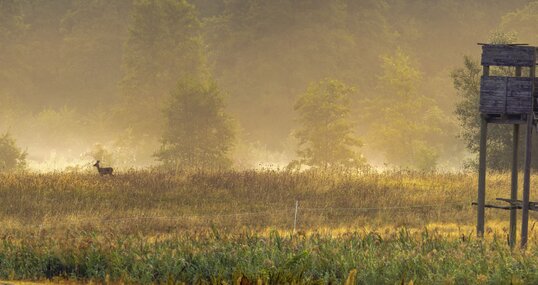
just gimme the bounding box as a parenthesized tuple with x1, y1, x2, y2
(507, 77, 532, 108)
(482, 45, 535, 67)
(471, 202, 513, 210)
(478, 43, 529, 46)
(473, 200, 538, 211)
(480, 76, 506, 113)
(486, 119, 527, 125)
(497, 198, 538, 211)
(480, 77, 533, 114)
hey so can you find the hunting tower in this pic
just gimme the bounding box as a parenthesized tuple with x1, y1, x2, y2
(476, 43, 537, 248)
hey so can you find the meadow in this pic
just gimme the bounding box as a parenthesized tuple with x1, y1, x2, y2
(1, 170, 538, 283)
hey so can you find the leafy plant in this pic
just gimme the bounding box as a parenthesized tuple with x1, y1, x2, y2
(155, 77, 236, 170)
(0, 132, 26, 172)
(290, 79, 366, 170)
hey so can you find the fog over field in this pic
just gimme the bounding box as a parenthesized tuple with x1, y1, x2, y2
(5, 2, 538, 282)
(1, 0, 537, 171)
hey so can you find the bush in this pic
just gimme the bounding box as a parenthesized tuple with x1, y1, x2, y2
(0, 132, 27, 172)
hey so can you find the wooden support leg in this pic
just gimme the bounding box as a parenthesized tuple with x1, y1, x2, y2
(477, 117, 488, 237)
(510, 124, 519, 248)
(521, 115, 533, 248)
(511, 66, 522, 248)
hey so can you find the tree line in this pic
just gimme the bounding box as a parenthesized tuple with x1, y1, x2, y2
(0, 0, 537, 171)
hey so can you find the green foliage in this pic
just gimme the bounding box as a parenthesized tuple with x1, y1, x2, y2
(369, 50, 450, 171)
(0, 230, 537, 284)
(451, 32, 536, 170)
(155, 77, 235, 170)
(0, 132, 26, 172)
(0, 169, 531, 282)
(205, 0, 394, 147)
(122, 0, 205, 99)
(290, 79, 366, 170)
(0, 0, 536, 169)
(0, 0, 26, 48)
(57, 0, 131, 108)
(0, 0, 25, 87)
(451, 56, 510, 170)
(499, 1, 538, 43)
(118, 0, 208, 142)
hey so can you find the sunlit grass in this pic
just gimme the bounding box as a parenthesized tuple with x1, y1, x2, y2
(1, 228, 538, 284)
(1, 169, 537, 283)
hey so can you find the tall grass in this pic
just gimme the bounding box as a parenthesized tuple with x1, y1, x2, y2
(1, 229, 537, 284)
(0, 169, 537, 283)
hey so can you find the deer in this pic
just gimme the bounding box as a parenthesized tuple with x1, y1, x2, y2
(93, 160, 114, 176)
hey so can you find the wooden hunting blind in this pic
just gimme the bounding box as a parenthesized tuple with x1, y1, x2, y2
(475, 43, 538, 248)
(480, 45, 537, 116)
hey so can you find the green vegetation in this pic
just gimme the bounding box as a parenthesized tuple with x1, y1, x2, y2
(369, 50, 453, 171)
(290, 79, 365, 170)
(155, 77, 235, 170)
(0, 132, 26, 172)
(450, 32, 538, 170)
(1, 1, 535, 169)
(1, 229, 537, 284)
(0, 170, 536, 283)
(120, 0, 205, 138)
(4, 1, 538, 283)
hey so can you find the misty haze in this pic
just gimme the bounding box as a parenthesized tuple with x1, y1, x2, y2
(2, 0, 538, 283)
(2, 0, 533, 172)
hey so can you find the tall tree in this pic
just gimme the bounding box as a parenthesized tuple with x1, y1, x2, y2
(0, 0, 25, 90)
(450, 32, 538, 170)
(155, 77, 235, 170)
(205, 0, 378, 149)
(120, 0, 207, 135)
(57, 0, 132, 109)
(499, 1, 538, 44)
(451, 56, 514, 170)
(368, 49, 453, 170)
(290, 79, 366, 170)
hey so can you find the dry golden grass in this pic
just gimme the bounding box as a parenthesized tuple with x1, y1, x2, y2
(2, 169, 538, 283)
(0, 169, 536, 239)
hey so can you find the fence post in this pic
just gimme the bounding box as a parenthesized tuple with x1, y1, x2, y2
(293, 200, 299, 234)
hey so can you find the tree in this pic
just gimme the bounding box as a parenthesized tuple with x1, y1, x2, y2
(499, 1, 538, 44)
(154, 77, 235, 170)
(0, 132, 26, 172)
(0, 0, 26, 89)
(204, 0, 383, 149)
(451, 56, 516, 170)
(55, 0, 132, 109)
(368, 49, 453, 170)
(289, 79, 366, 170)
(451, 32, 536, 170)
(119, 0, 206, 136)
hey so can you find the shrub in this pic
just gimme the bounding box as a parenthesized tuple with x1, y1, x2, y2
(0, 132, 26, 172)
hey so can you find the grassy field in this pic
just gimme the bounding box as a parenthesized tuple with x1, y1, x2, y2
(1, 170, 538, 283)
